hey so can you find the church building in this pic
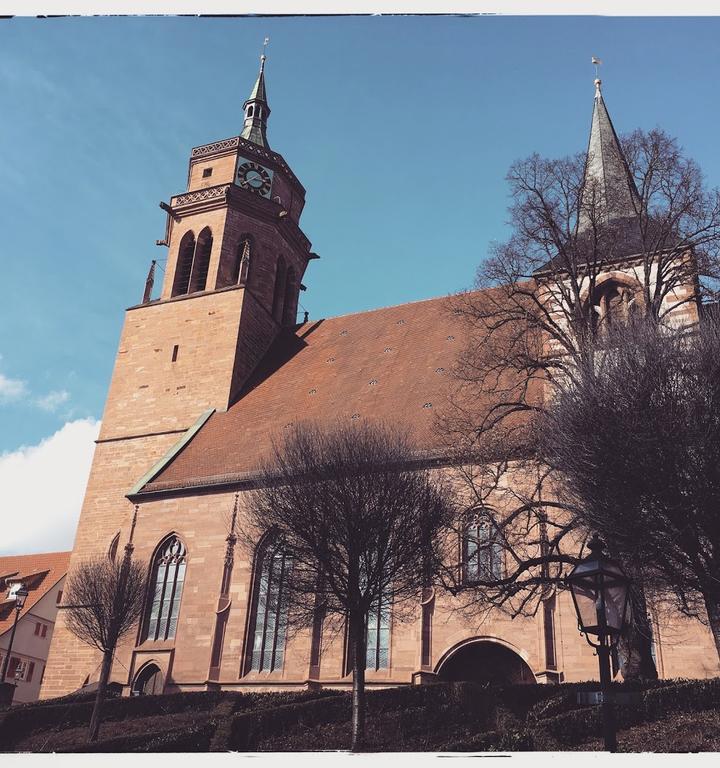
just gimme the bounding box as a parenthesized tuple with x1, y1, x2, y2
(40, 56, 720, 699)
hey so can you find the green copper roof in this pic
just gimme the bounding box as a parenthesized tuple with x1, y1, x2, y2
(241, 55, 271, 148)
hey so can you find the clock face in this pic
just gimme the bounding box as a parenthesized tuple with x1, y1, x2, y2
(236, 160, 273, 198)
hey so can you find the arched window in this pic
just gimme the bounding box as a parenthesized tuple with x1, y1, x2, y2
(463, 514, 503, 583)
(245, 536, 291, 673)
(171, 231, 195, 297)
(142, 535, 187, 643)
(188, 227, 212, 293)
(282, 267, 297, 326)
(588, 279, 640, 335)
(271, 256, 287, 323)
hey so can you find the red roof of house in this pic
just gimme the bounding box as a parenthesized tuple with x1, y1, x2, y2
(142, 291, 538, 493)
(0, 551, 70, 636)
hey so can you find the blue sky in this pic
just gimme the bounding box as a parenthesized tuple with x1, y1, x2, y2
(1, 15, 720, 459)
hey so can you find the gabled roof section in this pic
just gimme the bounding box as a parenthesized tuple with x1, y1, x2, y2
(0, 551, 70, 637)
(579, 79, 641, 230)
(139, 291, 532, 495)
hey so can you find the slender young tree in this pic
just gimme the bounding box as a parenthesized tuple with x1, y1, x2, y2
(242, 421, 455, 751)
(63, 551, 146, 742)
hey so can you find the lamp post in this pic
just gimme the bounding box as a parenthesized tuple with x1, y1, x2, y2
(567, 535, 631, 753)
(1, 585, 29, 683)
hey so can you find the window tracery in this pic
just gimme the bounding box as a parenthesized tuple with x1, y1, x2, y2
(246, 536, 291, 673)
(142, 535, 187, 643)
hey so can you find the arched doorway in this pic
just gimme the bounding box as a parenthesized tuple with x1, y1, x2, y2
(132, 663, 164, 696)
(436, 639, 536, 685)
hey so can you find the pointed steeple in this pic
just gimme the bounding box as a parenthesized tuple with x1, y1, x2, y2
(241, 49, 271, 148)
(579, 78, 641, 230)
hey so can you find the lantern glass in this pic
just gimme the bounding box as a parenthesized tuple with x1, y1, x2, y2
(568, 540, 630, 641)
(15, 586, 29, 610)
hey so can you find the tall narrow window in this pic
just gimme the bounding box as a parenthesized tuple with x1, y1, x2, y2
(366, 594, 391, 671)
(142, 536, 187, 643)
(282, 267, 297, 326)
(463, 515, 503, 583)
(271, 256, 287, 323)
(246, 537, 291, 673)
(188, 226, 212, 293)
(172, 231, 195, 297)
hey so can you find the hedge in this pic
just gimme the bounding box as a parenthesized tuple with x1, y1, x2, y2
(226, 682, 499, 751)
(538, 678, 720, 747)
(229, 693, 353, 750)
(66, 721, 215, 753)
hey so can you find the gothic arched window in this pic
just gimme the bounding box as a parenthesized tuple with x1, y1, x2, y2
(588, 279, 640, 335)
(245, 536, 291, 673)
(271, 256, 287, 323)
(142, 535, 187, 643)
(188, 227, 213, 293)
(463, 514, 503, 583)
(282, 267, 297, 326)
(172, 231, 195, 297)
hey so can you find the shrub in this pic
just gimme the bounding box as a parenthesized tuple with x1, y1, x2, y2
(66, 721, 215, 752)
(229, 694, 353, 750)
(0, 701, 96, 749)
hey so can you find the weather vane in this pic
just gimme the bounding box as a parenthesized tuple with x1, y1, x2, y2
(262, 36, 270, 63)
(591, 56, 603, 79)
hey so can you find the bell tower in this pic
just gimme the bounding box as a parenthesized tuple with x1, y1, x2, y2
(99, 52, 316, 444)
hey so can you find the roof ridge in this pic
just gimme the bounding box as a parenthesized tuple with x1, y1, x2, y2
(299, 289, 480, 326)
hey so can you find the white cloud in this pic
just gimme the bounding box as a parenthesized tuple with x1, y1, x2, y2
(0, 372, 27, 403)
(34, 389, 70, 412)
(0, 419, 101, 556)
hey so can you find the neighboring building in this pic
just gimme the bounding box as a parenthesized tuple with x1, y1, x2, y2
(40, 59, 720, 700)
(0, 552, 70, 704)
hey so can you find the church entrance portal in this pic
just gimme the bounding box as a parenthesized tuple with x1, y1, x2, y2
(436, 640, 536, 685)
(132, 663, 164, 696)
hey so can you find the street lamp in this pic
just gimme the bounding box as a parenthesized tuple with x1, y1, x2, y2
(1, 584, 29, 684)
(567, 535, 631, 752)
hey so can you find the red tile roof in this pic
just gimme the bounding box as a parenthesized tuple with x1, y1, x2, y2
(0, 551, 70, 637)
(143, 291, 535, 493)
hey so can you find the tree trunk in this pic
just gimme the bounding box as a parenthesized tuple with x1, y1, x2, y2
(703, 595, 720, 662)
(350, 611, 367, 752)
(618, 578, 657, 681)
(88, 648, 113, 743)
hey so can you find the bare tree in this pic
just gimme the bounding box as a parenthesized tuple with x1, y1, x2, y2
(242, 421, 455, 751)
(541, 313, 720, 661)
(437, 127, 720, 678)
(63, 552, 147, 742)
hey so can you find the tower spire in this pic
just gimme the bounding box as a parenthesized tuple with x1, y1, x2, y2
(579, 71, 641, 231)
(241, 39, 271, 148)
